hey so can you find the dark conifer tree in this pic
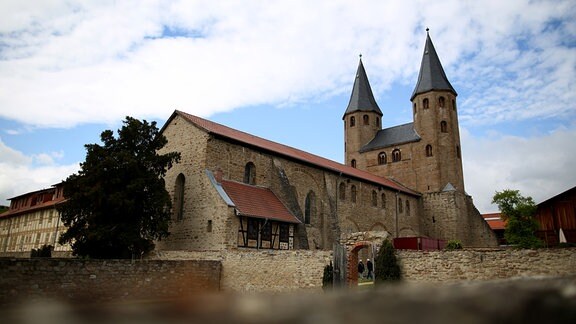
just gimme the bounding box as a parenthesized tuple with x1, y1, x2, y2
(58, 117, 180, 259)
(374, 240, 402, 283)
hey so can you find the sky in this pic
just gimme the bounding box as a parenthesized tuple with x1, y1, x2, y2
(1, 0, 575, 213)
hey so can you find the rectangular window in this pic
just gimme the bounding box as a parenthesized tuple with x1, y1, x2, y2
(261, 221, 272, 241)
(279, 224, 289, 243)
(247, 218, 258, 240)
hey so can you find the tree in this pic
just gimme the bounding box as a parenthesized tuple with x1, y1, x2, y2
(374, 240, 402, 284)
(492, 189, 543, 249)
(58, 117, 180, 259)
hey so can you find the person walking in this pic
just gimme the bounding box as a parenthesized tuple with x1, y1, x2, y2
(366, 258, 374, 280)
(358, 260, 365, 279)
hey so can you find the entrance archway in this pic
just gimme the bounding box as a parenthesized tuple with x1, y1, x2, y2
(347, 241, 373, 287)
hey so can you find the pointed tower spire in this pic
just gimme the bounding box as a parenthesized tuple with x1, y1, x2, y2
(343, 56, 382, 118)
(410, 29, 457, 100)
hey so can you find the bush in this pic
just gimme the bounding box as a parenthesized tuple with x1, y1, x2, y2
(374, 240, 401, 284)
(322, 262, 334, 291)
(30, 244, 52, 258)
(445, 240, 463, 250)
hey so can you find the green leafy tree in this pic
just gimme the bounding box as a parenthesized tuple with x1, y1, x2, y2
(492, 189, 543, 249)
(374, 240, 402, 284)
(58, 117, 180, 259)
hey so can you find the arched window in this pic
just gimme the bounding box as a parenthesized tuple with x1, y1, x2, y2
(372, 190, 377, 207)
(351, 185, 357, 203)
(381, 193, 386, 209)
(406, 200, 410, 215)
(452, 99, 456, 111)
(244, 162, 256, 185)
(350, 116, 356, 127)
(339, 182, 346, 200)
(378, 152, 387, 165)
(392, 149, 401, 162)
(363, 115, 369, 125)
(305, 191, 316, 225)
(376, 117, 380, 127)
(174, 173, 185, 221)
(423, 98, 429, 109)
(439, 96, 445, 108)
(398, 197, 403, 213)
(440, 121, 448, 133)
(413, 103, 417, 115)
(426, 144, 433, 157)
(351, 159, 357, 168)
(456, 145, 461, 158)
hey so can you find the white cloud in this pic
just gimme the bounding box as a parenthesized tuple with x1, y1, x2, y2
(462, 127, 576, 213)
(0, 0, 574, 128)
(0, 138, 78, 205)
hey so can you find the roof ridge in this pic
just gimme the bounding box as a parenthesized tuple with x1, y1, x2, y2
(175, 110, 420, 196)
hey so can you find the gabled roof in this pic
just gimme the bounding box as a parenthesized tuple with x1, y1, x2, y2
(360, 122, 421, 152)
(220, 179, 301, 223)
(482, 213, 506, 230)
(343, 58, 382, 118)
(411, 30, 457, 100)
(167, 110, 420, 196)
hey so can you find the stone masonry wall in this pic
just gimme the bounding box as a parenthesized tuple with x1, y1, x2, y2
(152, 249, 333, 292)
(0, 258, 221, 305)
(398, 248, 576, 282)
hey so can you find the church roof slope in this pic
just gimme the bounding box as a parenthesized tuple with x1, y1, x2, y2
(360, 122, 421, 152)
(220, 179, 301, 223)
(169, 110, 420, 196)
(343, 58, 382, 117)
(411, 31, 457, 100)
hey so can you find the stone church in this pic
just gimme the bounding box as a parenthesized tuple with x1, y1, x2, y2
(156, 32, 497, 252)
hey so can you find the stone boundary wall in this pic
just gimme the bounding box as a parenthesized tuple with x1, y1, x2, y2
(398, 248, 576, 282)
(151, 249, 333, 292)
(0, 258, 221, 305)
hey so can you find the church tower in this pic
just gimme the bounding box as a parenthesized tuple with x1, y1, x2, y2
(411, 29, 464, 193)
(343, 56, 383, 169)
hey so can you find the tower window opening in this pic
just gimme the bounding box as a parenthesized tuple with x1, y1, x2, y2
(351, 159, 357, 168)
(392, 149, 401, 162)
(426, 145, 433, 157)
(440, 121, 448, 133)
(452, 99, 456, 111)
(456, 146, 461, 158)
(351, 185, 357, 203)
(413, 103, 417, 115)
(423, 98, 429, 109)
(350, 116, 355, 127)
(363, 114, 369, 125)
(376, 117, 380, 127)
(439, 96, 445, 108)
(378, 152, 387, 165)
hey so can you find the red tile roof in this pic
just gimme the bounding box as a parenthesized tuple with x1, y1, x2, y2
(220, 180, 301, 224)
(0, 196, 65, 219)
(172, 110, 420, 196)
(482, 212, 506, 230)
